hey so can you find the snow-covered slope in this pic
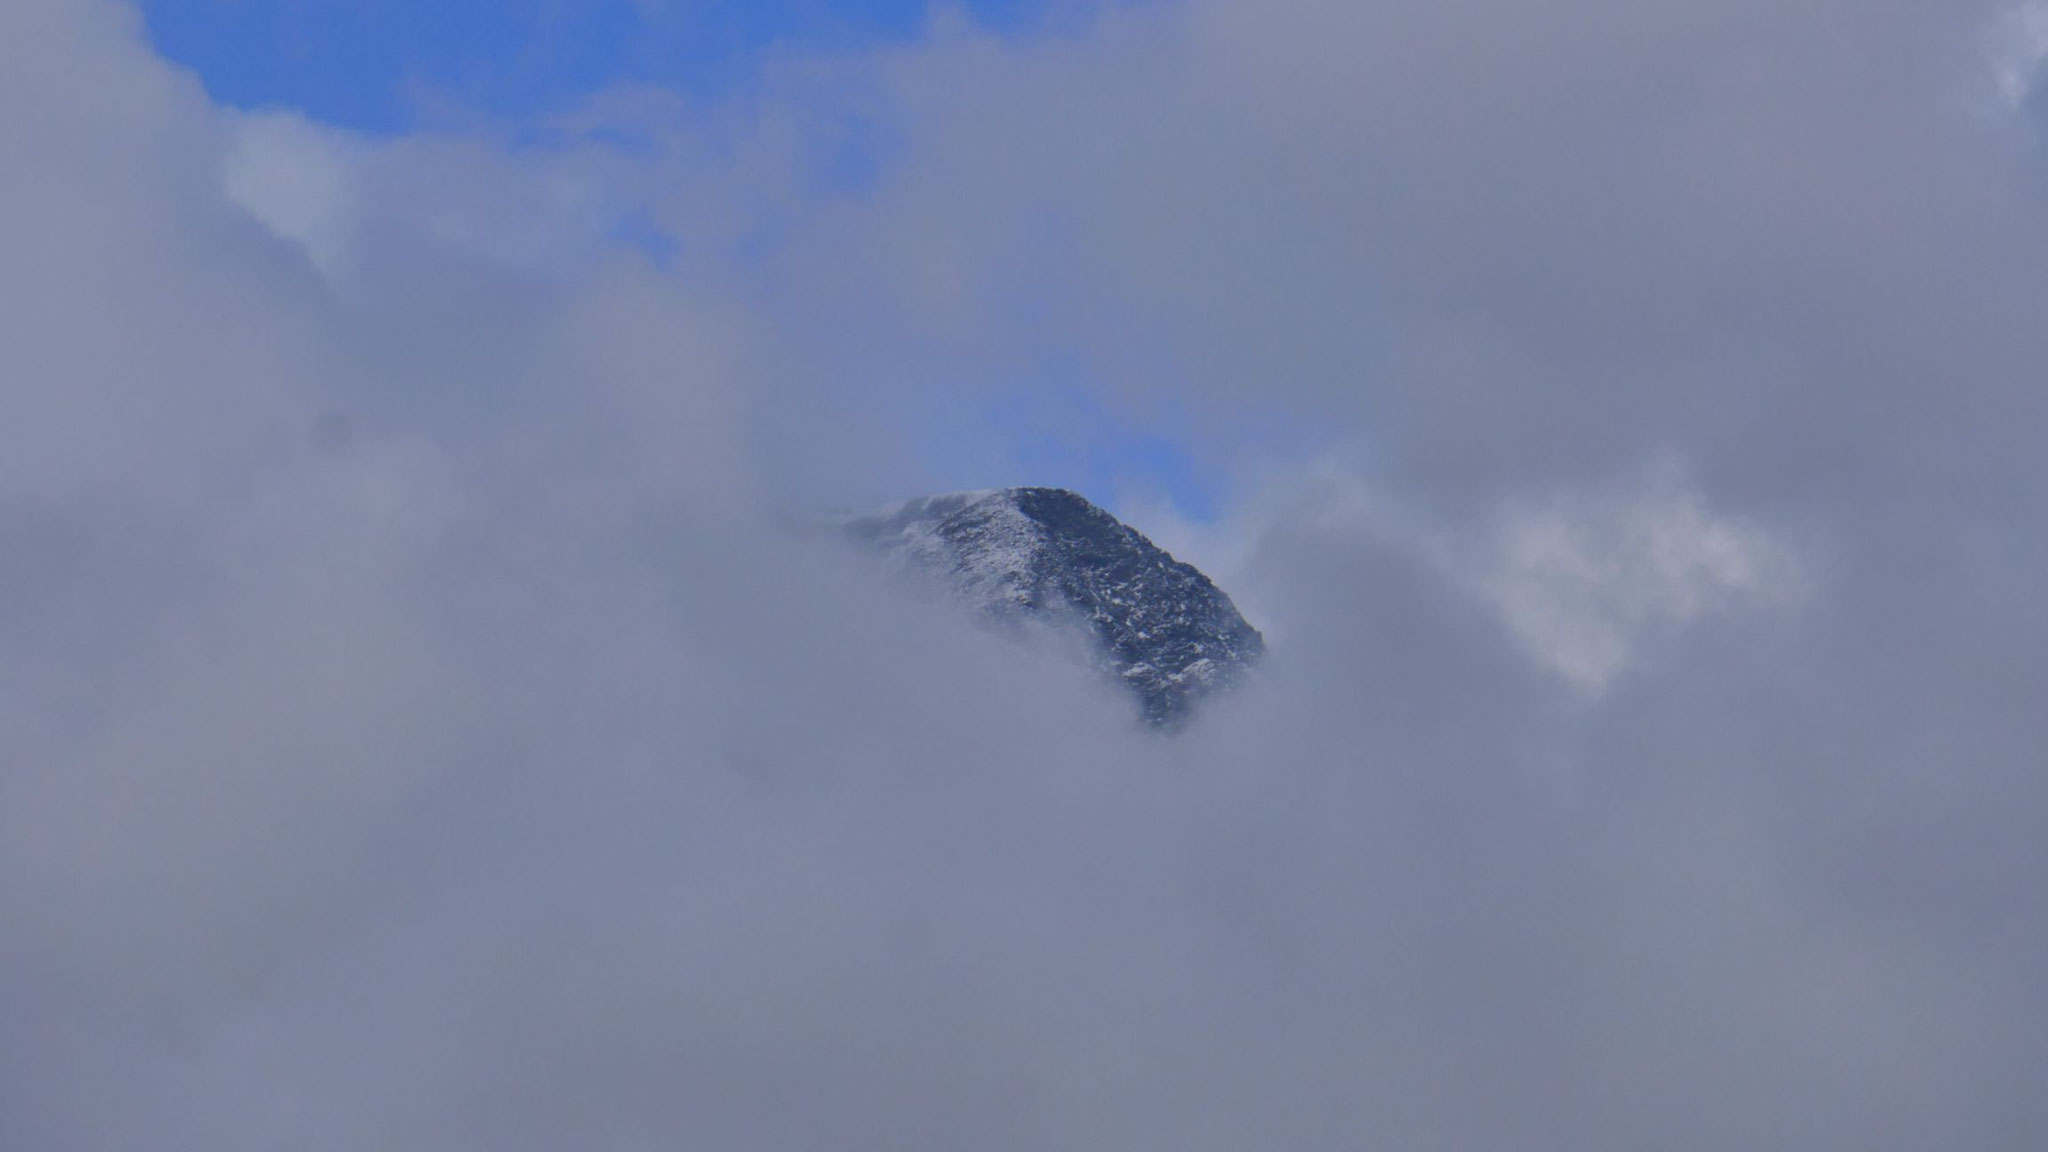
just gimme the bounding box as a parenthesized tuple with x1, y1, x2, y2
(841, 488, 1264, 725)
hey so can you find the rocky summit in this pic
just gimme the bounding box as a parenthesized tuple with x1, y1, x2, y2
(840, 487, 1264, 725)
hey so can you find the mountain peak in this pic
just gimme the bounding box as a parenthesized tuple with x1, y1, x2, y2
(842, 487, 1264, 725)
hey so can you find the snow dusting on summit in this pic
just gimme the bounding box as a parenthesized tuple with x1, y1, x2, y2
(840, 488, 1264, 725)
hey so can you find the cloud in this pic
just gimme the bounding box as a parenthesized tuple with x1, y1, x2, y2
(222, 111, 366, 278)
(1991, 1, 2048, 109)
(1, 0, 2045, 1149)
(1467, 462, 1805, 696)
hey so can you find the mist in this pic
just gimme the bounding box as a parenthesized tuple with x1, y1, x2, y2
(3, 0, 2045, 1147)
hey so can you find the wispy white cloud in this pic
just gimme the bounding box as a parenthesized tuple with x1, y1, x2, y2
(1212, 457, 1805, 697)
(1991, 1, 2048, 109)
(1468, 463, 1805, 697)
(222, 111, 366, 278)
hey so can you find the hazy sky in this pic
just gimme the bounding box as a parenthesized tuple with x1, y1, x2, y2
(3, 0, 2046, 1148)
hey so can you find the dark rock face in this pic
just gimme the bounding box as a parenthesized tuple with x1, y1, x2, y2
(842, 487, 1264, 725)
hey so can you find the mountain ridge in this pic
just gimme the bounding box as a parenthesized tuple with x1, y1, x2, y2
(840, 487, 1263, 725)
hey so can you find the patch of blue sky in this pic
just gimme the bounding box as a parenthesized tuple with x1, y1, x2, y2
(970, 378, 1226, 523)
(603, 209, 684, 267)
(141, 0, 1051, 134)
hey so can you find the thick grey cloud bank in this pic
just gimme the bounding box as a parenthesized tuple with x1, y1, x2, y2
(3, 0, 2046, 1148)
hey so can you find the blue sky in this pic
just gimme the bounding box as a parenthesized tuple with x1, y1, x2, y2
(143, 0, 1043, 132)
(141, 0, 1221, 520)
